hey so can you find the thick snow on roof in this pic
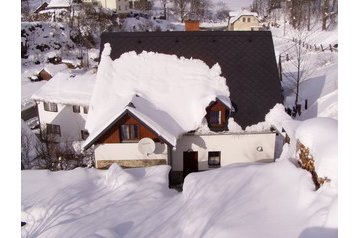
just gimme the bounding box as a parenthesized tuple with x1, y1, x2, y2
(84, 43, 230, 147)
(229, 9, 258, 24)
(47, 0, 70, 8)
(31, 71, 96, 106)
(41, 63, 68, 76)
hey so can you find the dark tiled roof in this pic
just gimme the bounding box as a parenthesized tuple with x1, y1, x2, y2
(100, 31, 282, 128)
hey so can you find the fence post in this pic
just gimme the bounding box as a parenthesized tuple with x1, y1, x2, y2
(278, 55, 282, 81)
(305, 99, 308, 110)
(320, 44, 324, 51)
(329, 44, 333, 52)
(286, 53, 289, 61)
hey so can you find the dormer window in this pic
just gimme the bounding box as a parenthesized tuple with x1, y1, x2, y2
(209, 110, 222, 125)
(205, 98, 231, 132)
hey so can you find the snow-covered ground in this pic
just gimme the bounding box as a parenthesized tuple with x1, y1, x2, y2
(17, 4, 345, 237)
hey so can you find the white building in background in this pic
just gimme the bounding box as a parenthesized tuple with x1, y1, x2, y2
(82, 0, 133, 13)
(31, 71, 96, 142)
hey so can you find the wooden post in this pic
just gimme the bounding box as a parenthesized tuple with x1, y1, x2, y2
(321, 44, 324, 51)
(286, 53, 289, 61)
(329, 44, 333, 52)
(305, 99, 308, 110)
(278, 55, 282, 81)
(314, 44, 317, 51)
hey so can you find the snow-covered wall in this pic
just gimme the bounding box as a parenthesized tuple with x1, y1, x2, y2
(172, 133, 276, 171)
(37, 101, 88, 141)
(94, 142, 168, 162)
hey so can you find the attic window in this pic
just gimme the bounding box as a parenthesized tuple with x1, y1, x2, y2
(209, 111, 222, 125)
(242, 17, 246, 22)
(73, 105, 80, 113)
(83, 106, 89, 114)
(248, 17, 251, 23)
(120, 124, 139, 141)
(44, 102, 58, 112)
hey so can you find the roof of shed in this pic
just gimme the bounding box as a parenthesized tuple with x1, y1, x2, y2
(99, 31, 282, 128)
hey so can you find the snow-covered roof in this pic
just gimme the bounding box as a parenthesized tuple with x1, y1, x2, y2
(47, 0, 70, 8)
(31, 71, 96, 106)
(83, 43, 230, 148)
(229, 10, 258, 24)
(39, 63, 68, 76)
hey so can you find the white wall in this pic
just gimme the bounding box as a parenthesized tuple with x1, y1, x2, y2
(95, 142, 168, 161)
(37, 101, 88, 142)
(97, 0, 129, 13)
(172, 132, 276, 171)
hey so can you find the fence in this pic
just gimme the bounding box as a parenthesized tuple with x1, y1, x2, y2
(292, 37, 338, 53)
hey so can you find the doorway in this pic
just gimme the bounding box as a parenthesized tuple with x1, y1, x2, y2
(183, 151, 198, 178)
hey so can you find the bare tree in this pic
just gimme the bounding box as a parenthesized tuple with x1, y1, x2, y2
(159, 0, 169, 19)
(215, 1, 229, 21)
(172, 0, 190, 22)
(282, 31, 315, 117)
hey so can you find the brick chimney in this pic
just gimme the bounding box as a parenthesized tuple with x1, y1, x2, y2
(184, 20, 200, 31)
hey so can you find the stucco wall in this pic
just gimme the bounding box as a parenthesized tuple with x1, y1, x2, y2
(94, 142, 168, 162)
(230, 16, 260, 31)
(172, 132, 276, 171)
(98, 0, 129, 13)
(37, 101, 88, 142)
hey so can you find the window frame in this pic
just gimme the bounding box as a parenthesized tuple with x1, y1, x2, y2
(208, 151, 221, 168)
(248, 17, 251, 23)
(44, 102, 58, 112)
(81, 130, 89, 140)
(120, 124, 140, 142)
(46, 123, 61, 135)
(83, 106, 89, 114)
(209, 110, 222, 126)
(242, 17, 246, 22)
(73, 105, 80, 113)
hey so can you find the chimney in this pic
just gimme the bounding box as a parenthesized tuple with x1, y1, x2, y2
(184, 20, 200, 31)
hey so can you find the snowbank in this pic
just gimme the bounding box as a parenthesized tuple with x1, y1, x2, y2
(295, 117, 338, 184)
(22, 148, 337, 237)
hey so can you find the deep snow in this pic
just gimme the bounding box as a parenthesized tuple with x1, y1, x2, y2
(18, 3, 343, 236)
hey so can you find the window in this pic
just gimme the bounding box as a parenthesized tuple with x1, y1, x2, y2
(208, 151, 221, 167)
(46, 123, 61, 135)
(248, 17, 251, 23)
(120, 124, 139, 141)
(242, 17, 246, 22)
(83, 106, 89, 114)
(209, 110, 222, 125)
(73, 105, 80, 113)
(81, 130, 89, 140)
(44, 102, 58, 112)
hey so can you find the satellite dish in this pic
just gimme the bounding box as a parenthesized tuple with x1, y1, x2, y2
(138, 138, 155, 156)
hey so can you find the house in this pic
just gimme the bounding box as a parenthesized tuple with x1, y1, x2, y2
(82, 47, 276, 176)
(82, 30, 281, 180)
(31, 71, 96, 142)
(46, 0, 71, 10)
(34, 2, 49, 14)
(36, 63, 69, 81)
(82, 0, 131, 14)
(228, 10, 262, 31)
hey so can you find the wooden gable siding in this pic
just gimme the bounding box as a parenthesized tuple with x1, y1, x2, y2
(205, 100, 229, 131)
(97, 113, 160, 144)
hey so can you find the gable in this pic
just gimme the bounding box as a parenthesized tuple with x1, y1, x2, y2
(99, 31, 282, 128)
(97, 112, 161, 144)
